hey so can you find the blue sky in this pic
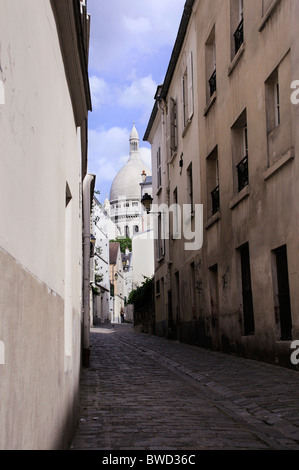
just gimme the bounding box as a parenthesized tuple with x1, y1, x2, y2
(87, 0, 186, 203)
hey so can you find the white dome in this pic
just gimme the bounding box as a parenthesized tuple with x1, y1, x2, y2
(109, 123, 151, 202)
(110, 157, 151, 202)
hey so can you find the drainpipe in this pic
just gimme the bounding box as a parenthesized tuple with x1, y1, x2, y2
(82, 173, 95, 367)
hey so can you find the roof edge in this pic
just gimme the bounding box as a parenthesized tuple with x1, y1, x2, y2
(143, 0, 195, 141)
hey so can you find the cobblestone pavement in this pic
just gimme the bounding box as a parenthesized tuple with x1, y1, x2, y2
(69, 323, 299, 451)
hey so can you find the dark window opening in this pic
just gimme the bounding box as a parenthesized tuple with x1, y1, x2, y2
(211, 185, 220, 215)
(239, 242, 255, 335)
(274, 245, 292, 340)
(237, 154, 248, 192)
(234, 18, 244, 54)
(209, 69, 217, 97)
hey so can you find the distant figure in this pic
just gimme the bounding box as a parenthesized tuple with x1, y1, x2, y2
(120, 308, 125, 323)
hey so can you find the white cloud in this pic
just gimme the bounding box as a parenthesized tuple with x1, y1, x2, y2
(140, 147, 152, 171)
(123, 16, 152, 35)
(90, 72, 157, 123)
(89, 76, 110, 110)
(88, 127, 129, 181)
(88, 0, 185, 75)
(117, 75, 157, 121)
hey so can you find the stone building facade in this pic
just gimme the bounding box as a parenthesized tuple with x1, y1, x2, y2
(0, 0, 92, 449)
(109, 242, 125, 323)
(91, 197, 118, 324)
(144, 0, 299, 368)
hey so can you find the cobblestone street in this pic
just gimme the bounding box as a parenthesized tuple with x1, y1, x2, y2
(69, 324, 299, 451)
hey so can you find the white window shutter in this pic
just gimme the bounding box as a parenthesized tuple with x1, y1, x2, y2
(187, 52, 194, 120)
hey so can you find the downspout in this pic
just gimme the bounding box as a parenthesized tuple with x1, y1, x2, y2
(82, 173, 95, 367)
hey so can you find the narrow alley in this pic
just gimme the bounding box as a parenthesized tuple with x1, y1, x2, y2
(69, 324, 299, 451)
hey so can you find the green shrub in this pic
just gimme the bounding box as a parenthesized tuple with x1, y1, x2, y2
(127, 276, 154, 310)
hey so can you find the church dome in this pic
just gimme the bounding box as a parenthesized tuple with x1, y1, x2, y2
(109, 123, 151, 203)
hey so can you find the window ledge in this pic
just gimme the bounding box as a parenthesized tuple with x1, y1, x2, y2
(157, 256, 165, 264)
(204, 91, 217, 116)
(275, 339, 293, 344)
(259, 0, 282, 32)
(228, 43, 246, 76)
(156, 186, 162, 197)
(184, 211, 195, 226)
(168, 150, 177, 165)
(182, 118, 192, 138)
(229, 185, 250, 210)
(205, 211, 221, 230)
(264, 147, 295, 181)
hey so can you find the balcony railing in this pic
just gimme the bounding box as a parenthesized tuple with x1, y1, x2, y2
(237, 154, 248, 192)
(208, 69, 217, 97)
(234, 19, 244, 54)
(211, 185, 220, 215)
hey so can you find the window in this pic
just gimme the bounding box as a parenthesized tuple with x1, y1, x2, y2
(209, 265, 219, 325)
(133, 225, 139, 234)
(175, 271, 181, 324)
(154, 211, 168, 261)
(205, 26, 216, 100)
(268, 75, 279, 132)
(125, 226, 130, 238)
(272, 245, 292, 340)
(155, 279, 160, 296)
(187, 163, 194, 213)
(110, 282, 115, 297)
(170, 98, 178, 159)
(239, 0, 244, 20)
(231, 109, 249, 193)
(172, 187, 180, 238)
(182, 52, 194, 129)
(231, 0, 244, 58)
(190, 262, 198, 320)
(266, 69, 280, 133)
(157, 147, 162, 190)
(65, 182, 72, 208)
(262, 0, 276, 16)
(206, 146, 220, 216)
(265, 54, 292, 169)
(238, 242, 255, 335)
(170, 98, 178, 157)
(274, 80, 280, 127)
(160, 277, 165, 314)
(132, 201, 138, 207)
(156, 212, 165, 260)
(237, 126, 248, 192)
(260, 0, 282, 30)
(131, 141, 138, 152)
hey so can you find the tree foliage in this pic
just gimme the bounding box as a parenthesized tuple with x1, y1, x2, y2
(110, 237, 132, 253)
(127, 276, 154, 310)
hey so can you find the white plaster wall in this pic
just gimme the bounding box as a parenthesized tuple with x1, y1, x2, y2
(0, 0, 84, 449)
(0, 0, 81, 299)
(132, 231, 155, 288)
